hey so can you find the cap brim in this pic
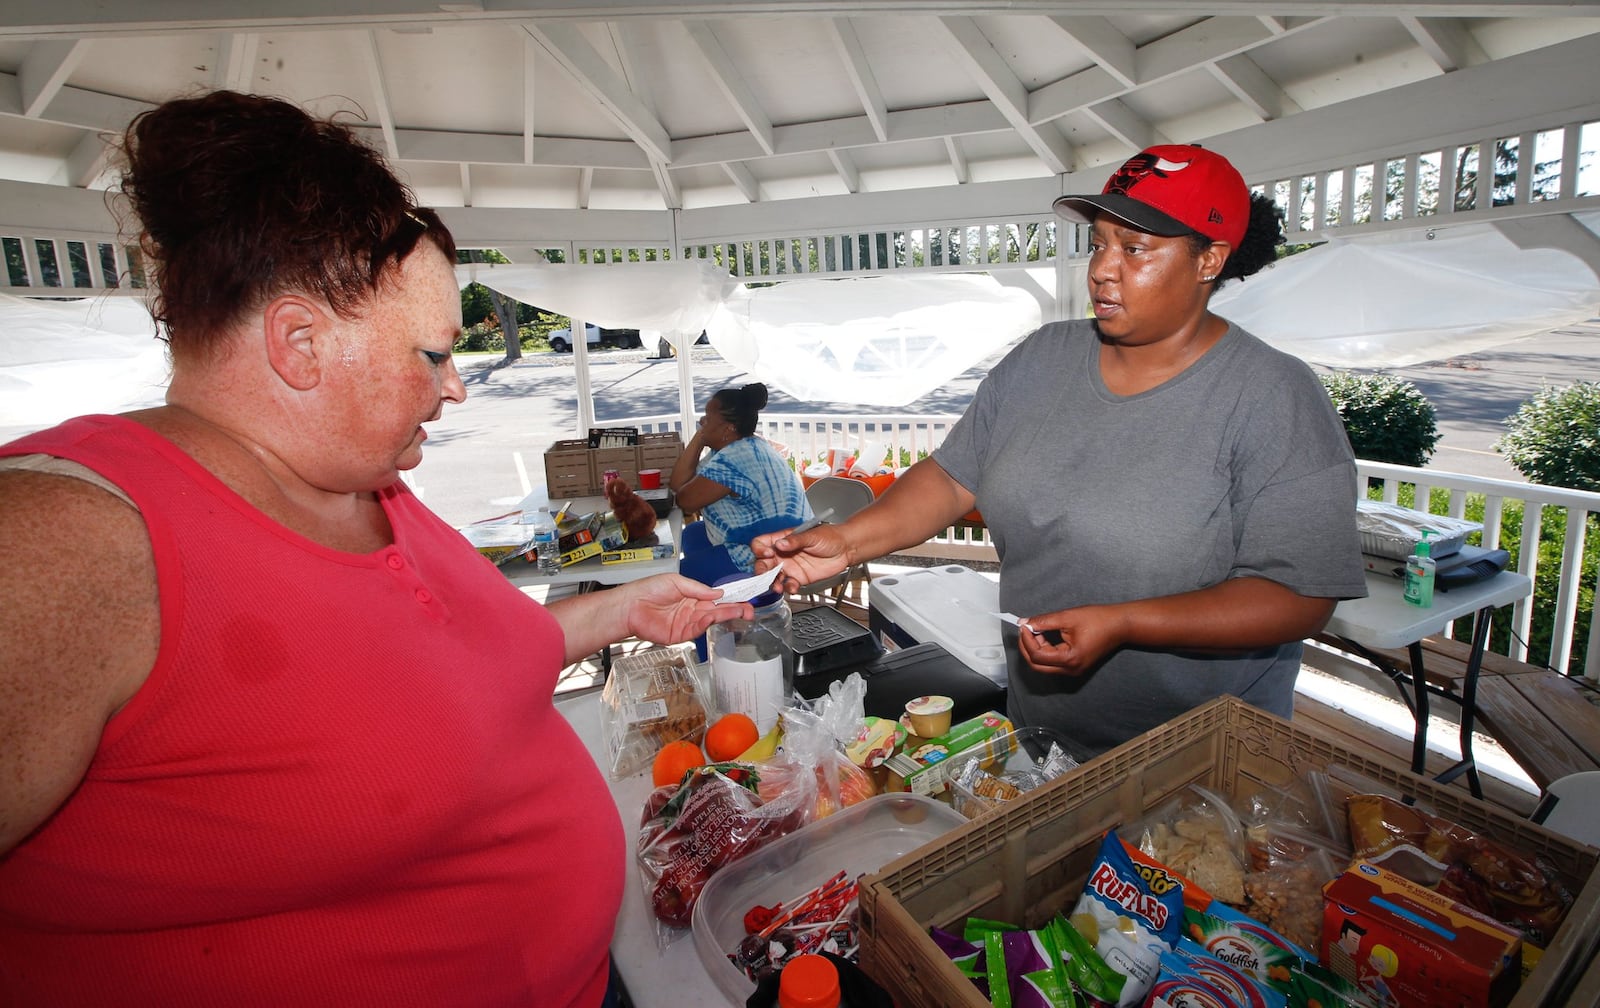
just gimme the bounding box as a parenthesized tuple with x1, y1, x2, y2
(1052, 193, 1195, 238)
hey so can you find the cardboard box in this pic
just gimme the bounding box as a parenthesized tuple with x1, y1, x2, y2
(855, 698, 1600, 1008)
(883, 711, 1015, 796)
(1322, 860, 1521, 1007)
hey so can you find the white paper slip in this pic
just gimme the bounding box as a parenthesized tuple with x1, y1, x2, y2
(716, 564, 784, 604)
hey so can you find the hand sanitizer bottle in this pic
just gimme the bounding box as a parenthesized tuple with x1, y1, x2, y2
(1403, 529, 1436, 607)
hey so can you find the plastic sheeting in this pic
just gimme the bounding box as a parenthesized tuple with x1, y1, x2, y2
(455, 258, 737, 347)
(705, 273, 1042, 406)
(0, 294, 167, 434)
(1211, 220, 1600, 369)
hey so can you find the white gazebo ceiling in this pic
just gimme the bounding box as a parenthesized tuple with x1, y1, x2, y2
(1, 1, 1598, 249)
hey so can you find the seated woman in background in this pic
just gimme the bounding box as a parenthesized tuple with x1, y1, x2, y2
(670, 382, 812, 587)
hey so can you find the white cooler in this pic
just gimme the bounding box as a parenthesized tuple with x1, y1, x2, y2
(868, 564, 1008, 687)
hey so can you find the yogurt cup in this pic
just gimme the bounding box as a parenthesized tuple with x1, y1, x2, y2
(904, 694, 954, 738)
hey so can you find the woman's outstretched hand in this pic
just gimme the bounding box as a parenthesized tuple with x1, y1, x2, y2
(621, 574, 755, 643)
(751, 524, 851, 593)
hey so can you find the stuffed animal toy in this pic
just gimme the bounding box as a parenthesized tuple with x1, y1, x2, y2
(605, 476, 658, 543)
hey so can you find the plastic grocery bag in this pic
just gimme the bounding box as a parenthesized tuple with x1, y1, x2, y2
(636, 759, 818, 938)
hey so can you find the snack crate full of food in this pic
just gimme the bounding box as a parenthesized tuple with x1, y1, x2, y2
(855, 697, 1600, 1008)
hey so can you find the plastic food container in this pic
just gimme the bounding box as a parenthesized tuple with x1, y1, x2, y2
(944, 725, 1073, 820)
(691, 792, 967, 1005)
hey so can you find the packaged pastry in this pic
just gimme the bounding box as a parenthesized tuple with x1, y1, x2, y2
(598, 645, 709, 780)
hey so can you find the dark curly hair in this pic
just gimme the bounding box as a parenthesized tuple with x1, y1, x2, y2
(114, 90, 456, 359)
(711, 383, 769, 438)
(1189, 191, 1283, 289)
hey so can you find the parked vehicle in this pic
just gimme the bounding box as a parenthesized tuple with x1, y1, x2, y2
(548, 323, 643, 352)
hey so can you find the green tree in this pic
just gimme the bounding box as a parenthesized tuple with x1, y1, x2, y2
(1495, 382, 1600, 491)
(1321, 372, 1439, 467)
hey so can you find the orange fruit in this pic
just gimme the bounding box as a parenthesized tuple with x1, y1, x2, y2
(651, 739, 705, 788)
(705, 713, 761, 762)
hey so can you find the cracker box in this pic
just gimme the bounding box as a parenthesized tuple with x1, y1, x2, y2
(883, 711, 1014, 796)
(1322, 860, 1522, 1007)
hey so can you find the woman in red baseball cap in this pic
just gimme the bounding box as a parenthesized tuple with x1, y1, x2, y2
(759, 143, 1366, 760)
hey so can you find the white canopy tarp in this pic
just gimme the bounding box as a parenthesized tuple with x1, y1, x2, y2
(455, 258, 736, 342)
(1211, 220, 1600, 368)
(705, 273, 1042, 406)
(0, 294, 167, 433)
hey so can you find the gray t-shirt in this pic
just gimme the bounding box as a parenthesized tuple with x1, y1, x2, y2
(933, 319, 1367, 758)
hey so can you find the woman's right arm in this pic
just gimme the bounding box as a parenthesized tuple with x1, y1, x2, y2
(0, 472, 158, 855)
(752, 457, 975, 591)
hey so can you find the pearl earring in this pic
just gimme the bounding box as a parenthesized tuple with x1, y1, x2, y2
(1200, 274, 1217, 282)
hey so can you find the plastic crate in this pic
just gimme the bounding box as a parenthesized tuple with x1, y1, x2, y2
(592, 446, 639, 488)
(855, 697, 1600, 1008)
(637, 431, 685, 469)
(543, 439, 595, 498)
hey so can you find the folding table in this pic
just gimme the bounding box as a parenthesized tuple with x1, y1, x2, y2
(1322, 568, 1533, 798)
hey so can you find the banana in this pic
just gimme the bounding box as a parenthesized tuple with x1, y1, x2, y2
(737, 721, 782, 762)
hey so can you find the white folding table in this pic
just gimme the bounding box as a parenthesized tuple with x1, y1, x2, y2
(1323, 568, 1533, 798)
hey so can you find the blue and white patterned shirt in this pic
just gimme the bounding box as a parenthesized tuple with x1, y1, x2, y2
(697, 436, 813, 571)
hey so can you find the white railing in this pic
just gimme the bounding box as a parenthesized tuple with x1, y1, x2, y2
(611, 408, 1599, 682)
(1358, 460, 1600, 683)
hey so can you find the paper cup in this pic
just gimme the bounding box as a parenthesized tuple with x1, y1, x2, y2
(637, 468, 662, 489)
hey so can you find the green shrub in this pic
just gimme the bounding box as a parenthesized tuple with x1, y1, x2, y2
(1494, 382, 1600, 491)
(1380, 484, 1595, 676)
(454, 320, 504, 353)
(1321, 372, 1439, 466)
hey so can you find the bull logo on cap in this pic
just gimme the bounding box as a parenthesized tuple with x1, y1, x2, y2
(1105, 151, 1194, 196)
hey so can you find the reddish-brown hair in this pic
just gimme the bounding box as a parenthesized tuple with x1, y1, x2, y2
(115, 90, 456, 359)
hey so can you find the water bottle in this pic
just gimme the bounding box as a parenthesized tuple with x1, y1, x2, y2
(527, 506, 560, 575)
(707, 590, 794, 735)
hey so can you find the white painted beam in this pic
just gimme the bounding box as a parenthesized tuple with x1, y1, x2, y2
(944, 136, 969, 184)
(521, 21, 673, 164)
(825, 17, 888, 142)
(1209, 52, 1299, 122)
(523, 35, 538, 163)
(19, 39, 85, 118)
(64, 129, 110, 188)
(1401, 16, 1487, 72)
(1047, 16, 1136, 88)
(213, 33, 259, 92)
(684, 20, 775, 157)
(1085, 98, 1163, 152)
(359, 30, 399, 159)
(827, 148, 860, 193)
(721, 161, 759, 203)
(937, 16, 1072, 175)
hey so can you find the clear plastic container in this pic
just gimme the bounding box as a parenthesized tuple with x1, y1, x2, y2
(944, 725, 1074, 819)
(691, 791, 967, 1006)
(708, 590, 794, 734)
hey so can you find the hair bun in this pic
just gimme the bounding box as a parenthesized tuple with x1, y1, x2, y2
(741, 382, 769, 411)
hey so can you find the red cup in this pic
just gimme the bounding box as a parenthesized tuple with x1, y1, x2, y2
(637, 468, 662, 489)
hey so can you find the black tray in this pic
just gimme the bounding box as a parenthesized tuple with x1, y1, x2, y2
(790, 605, 883, 676)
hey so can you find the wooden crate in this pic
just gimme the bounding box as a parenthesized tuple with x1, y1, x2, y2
(543, 439, 595, 498)
(856, 697, 1600, 1008)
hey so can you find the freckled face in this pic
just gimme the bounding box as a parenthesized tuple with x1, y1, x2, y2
(321, 244, 465, 487)
(1085, 218, 1214, 347)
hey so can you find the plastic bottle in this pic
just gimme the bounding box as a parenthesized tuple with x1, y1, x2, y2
(526, 506, 560, 575)
(707, 590, 794, 735)
(1403, 529, 1436, 607)
(777, 954, 842, 1008)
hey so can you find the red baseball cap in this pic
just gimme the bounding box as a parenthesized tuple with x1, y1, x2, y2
(1053, 144, 1249, 249)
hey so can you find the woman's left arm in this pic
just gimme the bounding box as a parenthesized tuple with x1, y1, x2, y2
(1019, 578, 1336, 676)
(545, 574, 754, 666)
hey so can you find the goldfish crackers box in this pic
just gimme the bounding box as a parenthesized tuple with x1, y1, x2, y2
(1321, 860, 1522, 1008)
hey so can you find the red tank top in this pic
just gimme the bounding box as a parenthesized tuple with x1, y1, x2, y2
(0, 416, 623, 1008)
